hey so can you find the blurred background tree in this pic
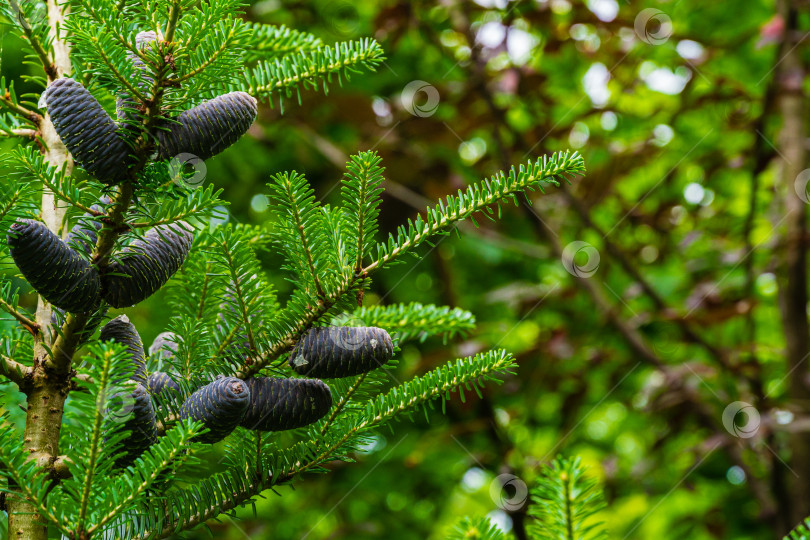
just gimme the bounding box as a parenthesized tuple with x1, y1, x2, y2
(2, 0, 808, 538)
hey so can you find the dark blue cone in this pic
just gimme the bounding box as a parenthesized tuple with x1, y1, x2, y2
(117, 30, 158, 134)
(145, 371, 181, 408)
(149, 331, 178, 359)
(43, 77, 134, 184)
(101, 222, 193, 308)
(7, 219, 101, 313)
(105, 382, 158, 469)
(155, 92, 257, 161)
(99, 315, 146, 382)
(179, 377, 250, 444)
(289, 326, 393, 378)
(66, 203, 106, 257)
(239, 377, 332, 432)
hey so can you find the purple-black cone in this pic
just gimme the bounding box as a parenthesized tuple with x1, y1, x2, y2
(289, 327, 393, 378)
(178, 377, 250, 444)
(239, 377, 332, 432)
(99, 315, 146, 382)
(7, 219, 101, 313)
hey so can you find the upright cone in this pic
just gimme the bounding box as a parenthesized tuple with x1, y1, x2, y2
(179, 377, 250, 444)
(43, 77, 133, 183)
(8, 219, 101, 313)
(289, 326, 393, 378)
(105, 382, 158, 469)
(101, 222, 193, 307)
(145, 371, 181, 408)
(117, 30, 159, 134)
(99, 315, 146, 382)
(156, 92, 257, 161)
(239, 377, 332, 431)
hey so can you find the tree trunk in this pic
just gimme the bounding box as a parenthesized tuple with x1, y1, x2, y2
(6, 379, 69, 540)
(775, 0, 810, 531)
(5, 0, 72, 538)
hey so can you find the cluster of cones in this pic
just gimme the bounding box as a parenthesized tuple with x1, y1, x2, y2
(7, 212, 193, 312)
(16, 27, 395, 470)
(100, 316, 393, 468)
(41, 30, 257, 184)
(9, 28, 260, 313)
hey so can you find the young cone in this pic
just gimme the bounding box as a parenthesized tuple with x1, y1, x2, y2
(99, 315, 146, 382)
(101, 222, 194, 307)
(104, 382, 158, 469)
(289, 326, 394, 378)
(117, 30, 158, 134)
(7, 219, 101, 313)
(155, 92, 258, 161)
(239, 377, 332, 431)
(179, 377, 250, 444)
(149, 331, 179, 359)
(43, 77, 133, 183)
(145, 371, 181, 408)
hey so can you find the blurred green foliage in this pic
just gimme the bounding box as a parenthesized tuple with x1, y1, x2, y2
(1, 0, 805, 538)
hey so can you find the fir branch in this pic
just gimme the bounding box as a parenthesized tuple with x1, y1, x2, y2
(51, 455, 72, 479)
(236, 286, 342, 379)
(216, 236, 260, 355)
(173, 20, 243, 84)
(448, 517, 507, 540)
(128, 185, 224, 229)
(139, 350, 514, 538)
(164, 0, 182, 44)
(786, 519, 810, 540)
(6, 0, 56, 79)
(86, 34, 148, 102)
(340, 151, 384, 272)
(13, 146, 98, 215)
(352, 349, 515, 431)
(238, 22, 323, 62)
(135, 467, 265, 539)
(0, 93, 42, 125)
(73, 348, 118, 534)
(365, 151, 586, 273)
(528, 456, 607, 540)
(243, 38, 384, 104)
(66, 0, 139, 55)
(0, 354, 32, 385)
(241, 151, 582, 378)
(47, 182, 134, 375)
(85, 422, 199, 536)
(0, 297, 39, 335)
(320, 372, 369, 435)
(0, 128, 38, 138)
(46, 31, 179, 370)
(268, 171, 329, 297)
(0, 178, 38, 231)
(353, 302, 476, 343)
(298, 350, 516, 479)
